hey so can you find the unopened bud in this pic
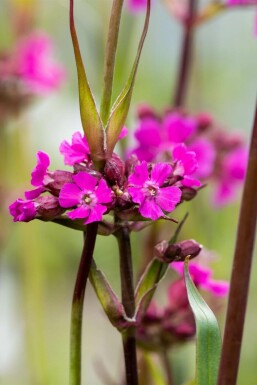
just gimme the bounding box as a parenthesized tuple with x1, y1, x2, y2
(104, 153, 125, 185)
(181, 186, 197, 201)
(196, 112, 213, 132)
(45, 170, 73, 196)
(136, 103, 157, 120)
(174, 239, 202, 260)
(36, 195, 64, 220)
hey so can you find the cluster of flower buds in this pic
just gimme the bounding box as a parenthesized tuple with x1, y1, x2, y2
(9, 126, 202, 227)
(0, 33, 65, 122)
(128, 105, 248, 206)
(137, 258, 229, 350)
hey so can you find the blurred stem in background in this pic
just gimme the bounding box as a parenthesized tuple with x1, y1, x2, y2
(173, 0, 198, 107)
(218, 98, 257, 385)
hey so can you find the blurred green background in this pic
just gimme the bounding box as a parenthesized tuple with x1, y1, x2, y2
(0, 0, 257, 384)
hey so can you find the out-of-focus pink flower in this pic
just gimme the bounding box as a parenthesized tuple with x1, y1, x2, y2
(171, 261, 229, 297)
(60, 132, 90, 166)
(188, 139, 216, 179)
(127, 0, 148, 12)
(16, 33, 65, 94)
(59, 172, 113, 224)
(213, 146, 248, 206)
(172, 143, 201, 187)
(128, 161, 182, 220)
(226, 0, 256, 5)
(118, 126, 129, 140)
(163, 112, 197, 143)
(9, 199, 36, 222)
(131, 118, 162, 162)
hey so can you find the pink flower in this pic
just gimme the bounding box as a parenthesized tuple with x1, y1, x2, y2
(226, 0, 256, 5)
(163, 112, 197, 143)
(127, 0, 148, 12)
(172, 144, 201, 187)
(16, 33, 65, 94)
(188, 139, 216, 179)
(128, 161, 182, 220)
(9, 199, 36, 222)
(59, 131, 90, 166)
(171, 261, 229, 297)
(131, 118, 162, 162)
(25, 151, 50, 199)
(213, 146, 248, 206)
(59, 172, 113, 224)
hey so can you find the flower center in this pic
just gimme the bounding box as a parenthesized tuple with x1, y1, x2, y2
(143, 180, 159, 197)
(82, 191, 97, 206)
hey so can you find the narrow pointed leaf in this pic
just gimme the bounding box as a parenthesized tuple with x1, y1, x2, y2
(135, 213, 189, 320)
(135, 258, 168, 321)
(184, 258, 222, 385)
(106, 0, 151, 157)
(89, 259, 134, 331)
(70, 0, 105, 164)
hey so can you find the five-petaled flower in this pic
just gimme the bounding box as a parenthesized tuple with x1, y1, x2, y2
(128, 161, 182, 220)
(59, 172, 113, 224)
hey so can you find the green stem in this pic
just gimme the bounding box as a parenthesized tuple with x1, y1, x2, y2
(70, 223, 98, 385)
(173, 0, 197, 107)
(217, 99, 257, 385)
(116, 226, 138, 385)
(100, 0, 124, 126)
(161, 350, 174, 385)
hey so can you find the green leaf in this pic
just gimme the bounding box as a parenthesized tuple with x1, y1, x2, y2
(184, 258, 222, 385)
(106, 0, 151, 157)
(89, 259, 134, 332)
(70, 0, 105, 165)
(135, 259, 168, 321)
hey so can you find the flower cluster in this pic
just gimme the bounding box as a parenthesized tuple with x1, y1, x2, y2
(137, 258, 229, 350)
(9, 127, 199, 225)
(128, 105, 248, 206)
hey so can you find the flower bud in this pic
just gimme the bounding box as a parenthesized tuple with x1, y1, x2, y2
(36, 195, 64, 220)
(104, 153, 125, 186)
(136, 103, 157, 120)
(173, 239, 202, 260)
(45, 170, 73, 196)
(180, 186, 197, 201)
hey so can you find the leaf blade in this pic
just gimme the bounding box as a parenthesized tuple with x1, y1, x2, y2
(106, 0, 151, 157)
(184, 258, 222, 385)
(70, 0, 105, 165)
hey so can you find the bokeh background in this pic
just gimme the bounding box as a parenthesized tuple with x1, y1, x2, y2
(0, 0, 256, 384)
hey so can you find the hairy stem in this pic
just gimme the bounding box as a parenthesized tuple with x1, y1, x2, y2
(70, 223, 98, 385)
(173, 0, 197, 107)
(100, 0, 124, 126)
(117, 226, 138, 385)
(217, 100, 257, 385)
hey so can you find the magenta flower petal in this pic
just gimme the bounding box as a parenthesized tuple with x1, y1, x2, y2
(139, 198, 164, 220)
(73, 172, 98, 191)
(86, 205, 107, 224)
(68, 206, 90, 220)
(164, 113, 197, 143)
(31, 151, 50, 186)
(25, 186, 45, 200)
(135, 118, 162, 148)
(95, 179, 113, 204)
(9, 199, 36, 222)
(127, 0, 148, 12)
(17, 33, 65, 94)
(59, 183, 82, 208)
(59, 131, 90, 165)
(151, 163, 172, 185)
(182, 176, 201, 187)
(189, 139, 216, 179)
(201, 280, 229, 297)
(127, 186, 145, 204)
(118, 126, 128, 140)
(128, 161, 149, 186)
(156, 186, 182, 212)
